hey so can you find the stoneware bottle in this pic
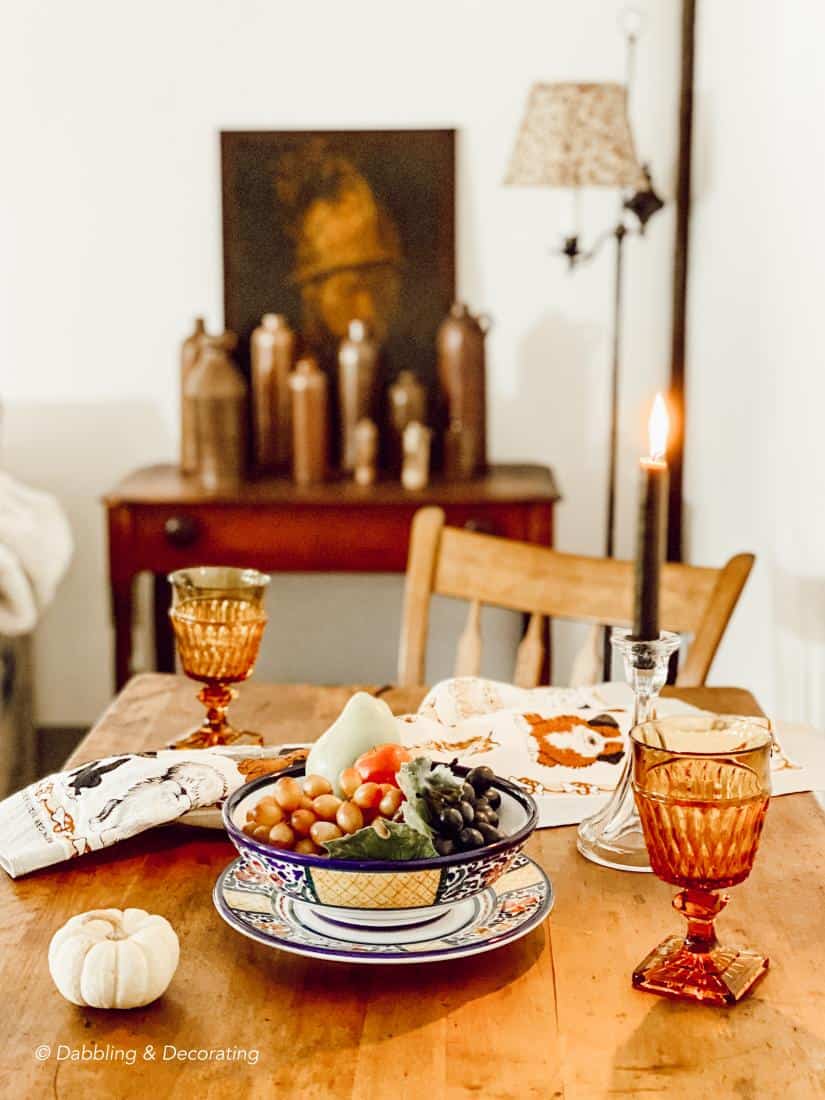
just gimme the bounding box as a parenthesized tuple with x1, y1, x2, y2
(402, 421, 432, 492)
(289, 356, 328, 486)
(338, 319, 379, 472)
(184, 332, 246, 493)
(443, 419, 477, 480)
(387, 370, 426, 472)
(353, 418, 378, 487)
(436, 303, 491, 477)
(180, 316, 206, 474)
(250, 313, 295, 473)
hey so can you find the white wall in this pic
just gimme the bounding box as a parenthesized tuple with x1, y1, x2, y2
(687, 1, 825, 723)
(1, 0, 680, 725)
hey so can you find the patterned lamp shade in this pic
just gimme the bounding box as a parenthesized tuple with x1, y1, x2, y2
(505, 82, 645, 189)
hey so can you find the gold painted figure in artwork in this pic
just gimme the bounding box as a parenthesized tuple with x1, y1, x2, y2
(275, 140, 403, 351)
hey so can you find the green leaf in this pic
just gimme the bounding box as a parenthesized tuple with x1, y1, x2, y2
(322, 819, 437, 861)
(397, 757, 464, 836)
(396, 756, 434, 803)
(400, 798, 432, 837)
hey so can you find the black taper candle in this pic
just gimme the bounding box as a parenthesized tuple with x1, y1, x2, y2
(633, 459, 668, 638)
(633, 395, 670, 640)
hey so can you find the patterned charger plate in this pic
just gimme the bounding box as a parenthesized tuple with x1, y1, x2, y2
(214, 853, 554, 964)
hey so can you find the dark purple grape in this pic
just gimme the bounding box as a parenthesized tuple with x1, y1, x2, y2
(467, 766, 495, 795)
(434, 836, 456, 856)
(474, 807, 499, 828)
(461, 782, 476, 804)
(458, 800, 476, 824)
(438, 807, 464, 836)
(476, 822, 502, 844)
(485, 788, 501, 810)
(457, 827, 484, 850)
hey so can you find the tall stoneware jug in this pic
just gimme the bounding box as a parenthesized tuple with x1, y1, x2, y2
(180, 317, 206, 473)
(289, 356, 328, 486)
(251, 313, 295, 473)
(185, 332, 246, 493)
(387, 370, 426, 473)
(338, 319, 378, 472)
(436, 303, 490, 477)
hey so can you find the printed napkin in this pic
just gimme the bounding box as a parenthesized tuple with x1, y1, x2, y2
(397, 678, 825, 828)
(0, 746, 307, 879)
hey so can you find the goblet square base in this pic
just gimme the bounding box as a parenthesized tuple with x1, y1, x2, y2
(170, 726, 264, 750)
(632, 934, 769, 1005)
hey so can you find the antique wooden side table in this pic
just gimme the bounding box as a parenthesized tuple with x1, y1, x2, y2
(104, 463, 560, 690)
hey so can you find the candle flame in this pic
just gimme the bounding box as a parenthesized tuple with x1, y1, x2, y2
(648, 393, 669, 460)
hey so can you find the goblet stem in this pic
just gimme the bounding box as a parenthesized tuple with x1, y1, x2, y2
(576, 629, 681, 872)
(170, 681, 264, 749)
(674, 887, 726, 954)
(198, 681, 236, 738)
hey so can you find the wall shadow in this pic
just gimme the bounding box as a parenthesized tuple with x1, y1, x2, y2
(496, 307, 608, 683)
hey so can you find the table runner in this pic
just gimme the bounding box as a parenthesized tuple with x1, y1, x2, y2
(398, 678, 825, 826)
(2, 677, 823, 877)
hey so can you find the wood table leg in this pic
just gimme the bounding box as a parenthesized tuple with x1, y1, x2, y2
(110, 575, 134, 692)
(153, 574, 175, 675)
(525, 504, 553, 684)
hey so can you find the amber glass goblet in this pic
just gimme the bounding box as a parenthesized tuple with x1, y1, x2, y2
(168, 566, 270, 749)
(630, 714, 772, 1005)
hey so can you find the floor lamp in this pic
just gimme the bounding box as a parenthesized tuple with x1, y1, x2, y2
(505, 81, 664, 679)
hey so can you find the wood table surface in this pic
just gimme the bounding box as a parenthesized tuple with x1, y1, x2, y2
(2, 675, 825, 1100)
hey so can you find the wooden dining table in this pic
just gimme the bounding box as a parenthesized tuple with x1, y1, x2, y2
(2, 675, 825, 1100)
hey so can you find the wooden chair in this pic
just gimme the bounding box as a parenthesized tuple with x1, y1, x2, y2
(398, 507, 754, 688)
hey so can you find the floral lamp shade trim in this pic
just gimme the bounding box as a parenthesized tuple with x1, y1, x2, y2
(505, 82, 645, 190)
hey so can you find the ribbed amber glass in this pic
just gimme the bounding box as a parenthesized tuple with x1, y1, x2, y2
(171, 596, 266, 684)
(168, 567, 270, 748)
(630, 715, 772, 1005)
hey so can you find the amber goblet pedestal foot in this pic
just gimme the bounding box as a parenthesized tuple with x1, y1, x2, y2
(173, 682, 262, 750)
(167, 566, 270, 750)
(630, 714, 772, 1006)
(632, 887, 768, 1005)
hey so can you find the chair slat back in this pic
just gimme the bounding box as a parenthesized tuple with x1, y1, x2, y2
(398, 507, 754, 689)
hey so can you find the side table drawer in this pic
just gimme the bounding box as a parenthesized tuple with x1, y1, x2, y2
(121, 502, 546, 573)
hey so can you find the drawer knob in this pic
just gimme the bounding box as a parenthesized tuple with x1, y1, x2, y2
(464, 517, 495, 535)
(164, 515, 200, 547)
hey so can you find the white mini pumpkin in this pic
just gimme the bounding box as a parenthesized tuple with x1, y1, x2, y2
(48, 908, 179, 1009)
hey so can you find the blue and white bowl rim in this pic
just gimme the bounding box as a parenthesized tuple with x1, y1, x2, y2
(223, 763, 538, 873)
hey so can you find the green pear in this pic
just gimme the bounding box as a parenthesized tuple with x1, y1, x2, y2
(305, 692, 400, 795)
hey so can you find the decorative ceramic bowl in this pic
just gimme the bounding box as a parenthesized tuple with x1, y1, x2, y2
(223, 765, 538, 927)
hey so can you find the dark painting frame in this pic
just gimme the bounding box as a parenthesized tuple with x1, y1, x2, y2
(220, 129, 455, 395)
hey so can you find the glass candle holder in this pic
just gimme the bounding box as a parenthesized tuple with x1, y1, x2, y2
(630, 714, 772, 1004)
(168, 566, 270, 749)
(576, 628, 680, 871)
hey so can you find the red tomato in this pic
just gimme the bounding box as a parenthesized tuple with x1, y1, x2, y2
(353, 743, 412, 788)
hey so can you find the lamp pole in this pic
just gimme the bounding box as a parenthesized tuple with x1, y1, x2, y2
(605, 221, 627, 565)
(561, 171, 663, 679)
(602, 222, 627, 677)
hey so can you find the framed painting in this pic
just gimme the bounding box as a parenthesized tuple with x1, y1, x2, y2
(220, 129, 455, 396)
